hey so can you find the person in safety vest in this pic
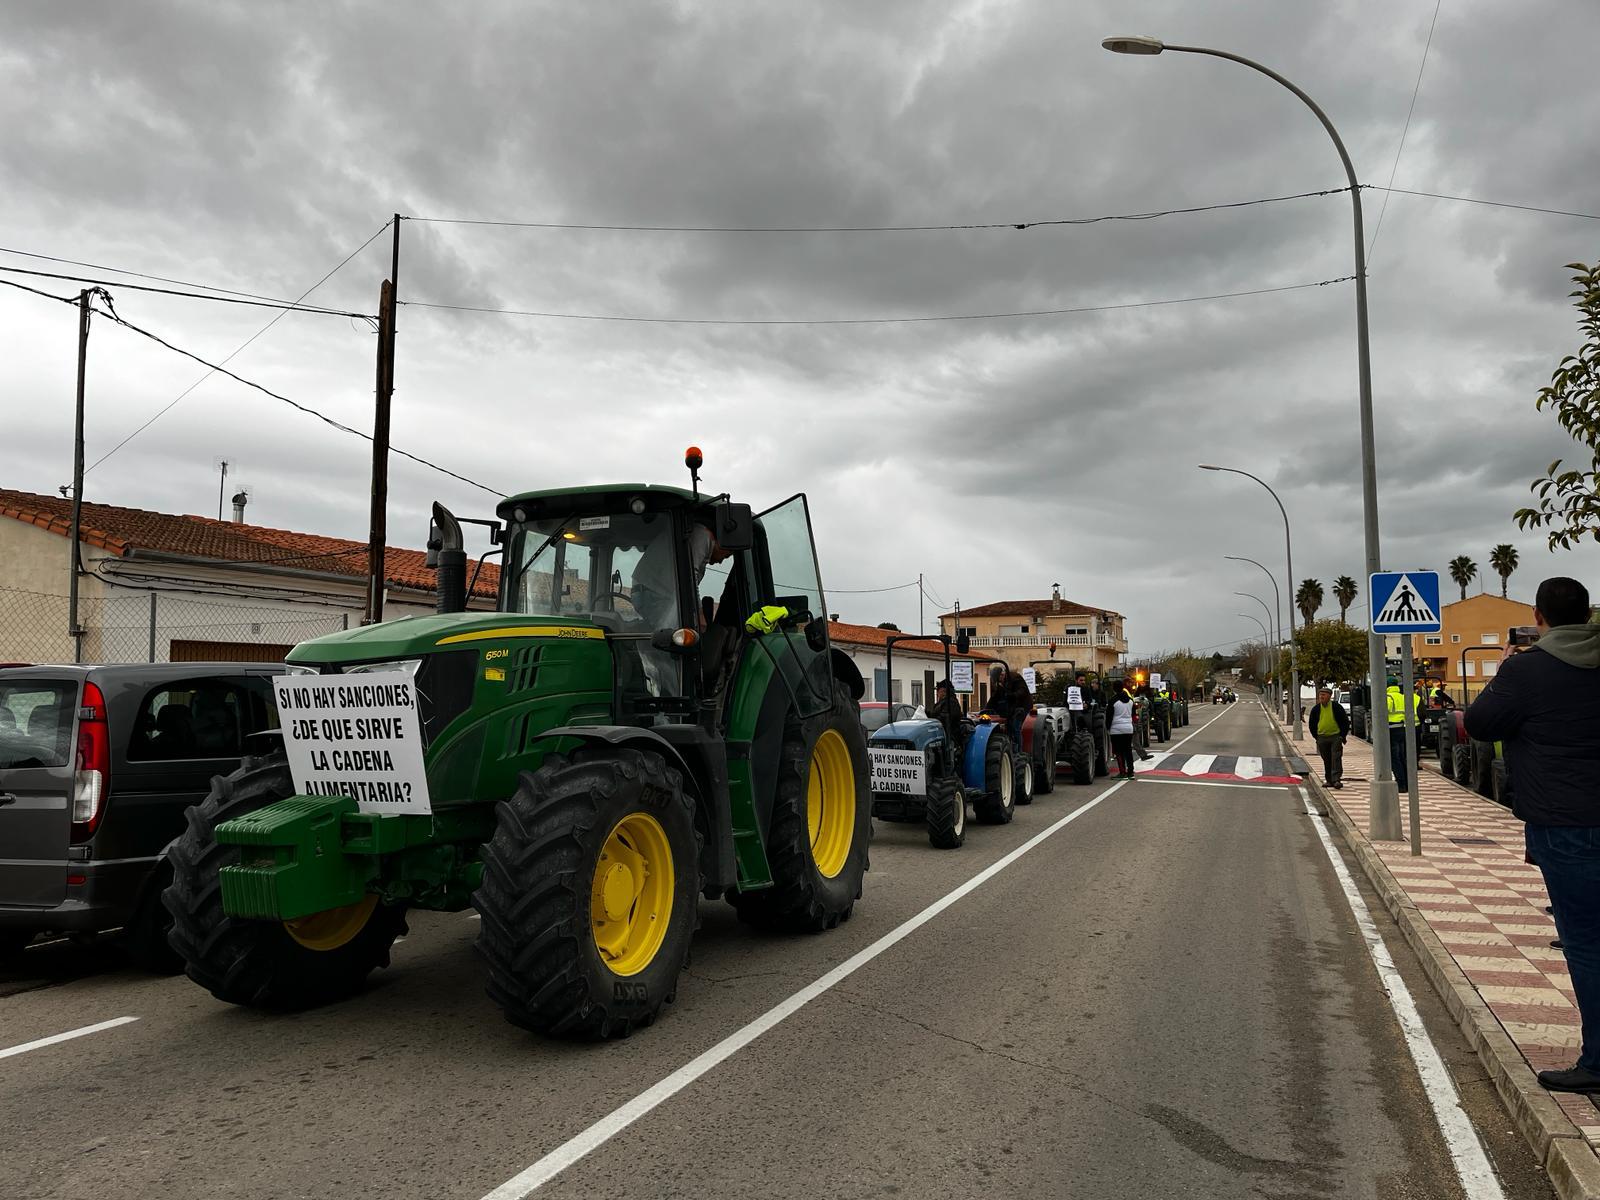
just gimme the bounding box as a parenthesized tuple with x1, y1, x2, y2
(1386, 674, 1410, 792)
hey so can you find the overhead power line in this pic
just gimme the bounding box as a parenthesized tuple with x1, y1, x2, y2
(0, 275, 80, 306)
(0, 263, 374, 318)
(86, 294, 502, 498)
(403, 186, 1351, 233)
(403, 275, 1355, 327)
(85, 220, 393, 476)
(1366, 185, 1600, 223)
(827, 580, 923, 595)
(1368, 0, 1443, 262)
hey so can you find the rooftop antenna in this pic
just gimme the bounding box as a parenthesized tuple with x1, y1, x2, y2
(685, 445, 703, 502)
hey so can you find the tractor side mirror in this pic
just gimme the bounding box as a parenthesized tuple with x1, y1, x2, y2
(714, 503, 754, 551)
(955, 631, 970, 654)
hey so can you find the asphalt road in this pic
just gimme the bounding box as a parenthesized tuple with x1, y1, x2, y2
(0, 699, 1559, 1199)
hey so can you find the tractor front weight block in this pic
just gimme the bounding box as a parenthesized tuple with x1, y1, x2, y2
(217, 794, 378, 921)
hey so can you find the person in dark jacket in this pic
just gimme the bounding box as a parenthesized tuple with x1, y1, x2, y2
(988, 664, 1033, 751)
(927, 679, 964, 749)
(1466, 576, 1600, 1093)
(1306, 687, 1350, 789)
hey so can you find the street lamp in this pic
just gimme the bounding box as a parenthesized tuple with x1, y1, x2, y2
(1201, 465, 1302, 741)
(1238, 613, 1271, 687)
(1234, 591, 1279, 709)
(1103, 35, 1397, 835)
(1225, 555, 1283, 711)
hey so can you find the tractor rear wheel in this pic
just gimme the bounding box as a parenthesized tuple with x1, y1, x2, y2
(1471, 741, 1496, 798)
(475, 747, 701, 1039)
(972, 732, 1016, 825)
(1069, 731, 1094, 785)
(1015, 753, 1035, 805)
(734, 680, 872, 933)
(925, 773, 965, 850)
(1436, 720, 1456, 779)
(1033, 728, 1056, 795)
(1451, 742, 1472, 784)
(164, 756, 407, 1010)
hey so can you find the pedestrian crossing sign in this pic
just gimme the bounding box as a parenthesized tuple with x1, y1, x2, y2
(1369, 571, 1442, 633)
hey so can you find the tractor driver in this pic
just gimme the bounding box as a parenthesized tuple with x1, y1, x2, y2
(629, 519, 732, 695)
(928, 679, 964, 748)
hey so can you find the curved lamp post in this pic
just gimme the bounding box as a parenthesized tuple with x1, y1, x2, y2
(1238, 613, 1272, 687)
(1202, 465, 1302, 741)
(1234, 591, 1280, 710)
(1226, 555, 1283, 711)
(1103, 33, 1396, 836)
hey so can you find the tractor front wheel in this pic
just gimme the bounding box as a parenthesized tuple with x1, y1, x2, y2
(1069, 731, 1094, 785)
(475, 747, 701, 1039)
(164, 756, 407, 1010)
(924, 773, 965, 850)
(972, 732, 1016, 825)
(1015, 753, 1035, 806)
(1033, 728, 1056, 795)
(734, 680, 872, 933)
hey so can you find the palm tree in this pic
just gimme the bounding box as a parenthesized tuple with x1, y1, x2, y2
(1490, 544, 1519, 598)
(1295, 578, 1323, 626)
(1332, 575, 1358, 624)
(1448, 555, 1478, 601)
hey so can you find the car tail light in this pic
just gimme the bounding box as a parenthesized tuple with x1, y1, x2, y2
(71, 681, 110, 843)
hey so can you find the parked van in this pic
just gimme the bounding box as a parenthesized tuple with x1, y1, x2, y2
(0, 662, 285, 967)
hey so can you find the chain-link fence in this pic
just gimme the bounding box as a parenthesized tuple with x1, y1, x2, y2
(0, 586, 354, 665)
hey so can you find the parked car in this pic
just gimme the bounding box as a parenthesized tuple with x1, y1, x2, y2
(0, 662, 286, 967)
(859, 701, 920, 734)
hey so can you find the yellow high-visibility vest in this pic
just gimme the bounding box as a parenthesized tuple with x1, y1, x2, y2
(1386, 687, 1406, 725)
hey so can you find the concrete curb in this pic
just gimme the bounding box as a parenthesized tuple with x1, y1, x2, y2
(1262, 706, 1600, 1199)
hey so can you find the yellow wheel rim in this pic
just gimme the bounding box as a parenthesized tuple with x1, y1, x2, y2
(806, 728, 856, 879)
(590, 812, 675, 977)
(283, 894, 378, 951)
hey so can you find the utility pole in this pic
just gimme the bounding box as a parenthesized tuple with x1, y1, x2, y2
(365, 215, 401, 625)
(67, 290, 90, 664)
(216, 459, 229, 521)
(918, 572, 924, 636)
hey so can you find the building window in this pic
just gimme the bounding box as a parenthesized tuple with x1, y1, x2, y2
(1481, 633, 1499, 644)
(911, 681, 923, 706)
(1064, 626, 1087, 637)
(1482, 660, 1499, 677)
(957, 626, 976, 639)
(1450, 634, 1461, 643)
(1424, 635, 1443, 645)
(891, 679, 903, 702)
(1000, 624, 1028, 636)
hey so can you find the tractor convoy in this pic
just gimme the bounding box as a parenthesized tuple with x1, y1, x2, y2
(159, 449, 1152, 1041)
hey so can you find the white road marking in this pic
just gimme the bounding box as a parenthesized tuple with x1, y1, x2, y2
(1235, 756, 1263, 779)
(480, 783, 1126, 1199)
(1298, 787, 1505, 1199)
(1131, 777, 1290, 791)
(1133, 753, 1169, 773)
(0, 1016, 139, 1061)
(1181, 753, 1216, 776)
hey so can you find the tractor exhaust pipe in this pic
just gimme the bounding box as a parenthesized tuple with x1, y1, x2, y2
(431, 502, 468, 614)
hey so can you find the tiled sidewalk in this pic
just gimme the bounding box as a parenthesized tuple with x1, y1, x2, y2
(1282, 718, 1600, 1149)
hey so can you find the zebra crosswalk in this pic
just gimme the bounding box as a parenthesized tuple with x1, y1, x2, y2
(1128, 752, 1304, 785)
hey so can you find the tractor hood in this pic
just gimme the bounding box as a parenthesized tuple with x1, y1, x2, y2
(869, 717, 944, 750)
(287, 611, 604, 666)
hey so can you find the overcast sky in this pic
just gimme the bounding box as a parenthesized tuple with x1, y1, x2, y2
(4, 0, 1599, 656)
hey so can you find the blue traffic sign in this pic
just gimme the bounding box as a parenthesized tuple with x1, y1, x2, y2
(1370, 571, 1442, 633)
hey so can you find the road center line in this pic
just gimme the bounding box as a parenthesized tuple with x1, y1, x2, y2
(481, 782, 1128, 1199)
(0, 1016, 139, 1061)
(1298, 787, 1505, 1199)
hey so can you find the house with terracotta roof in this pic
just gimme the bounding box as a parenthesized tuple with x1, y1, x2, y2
(0, 487, 496, 665)
(827, 620, 1000, 710)
(934, 584, 1127, 686)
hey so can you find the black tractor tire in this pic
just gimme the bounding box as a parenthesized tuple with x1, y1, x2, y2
(1470, 741, 1496, 798)
(1069, 731, 1094, 785)
(164, 756, 408, 1010)
(475, 747, 701, 1039)
(924, 773, 966, 850)
(972, 731, 1017, 825)
(1092, 715, 1109, 777)
(1015, 752, 1035, 806)
(124, 864, 183, 973)
(1436, 721, 1456, 780)
(1490, 760, 1512, 809)
(733, 680, 872, 933)
(1033, 728, 1056, 795)
(1451, 742, 1472, 785)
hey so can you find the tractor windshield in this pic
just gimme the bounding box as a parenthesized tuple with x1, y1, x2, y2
(504, 511, 683, 630)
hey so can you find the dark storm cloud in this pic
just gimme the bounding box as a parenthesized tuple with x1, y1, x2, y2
(3, 0, 1600, 655)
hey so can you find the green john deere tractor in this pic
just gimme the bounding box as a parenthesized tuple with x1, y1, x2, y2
(164, 455, 871, 1039)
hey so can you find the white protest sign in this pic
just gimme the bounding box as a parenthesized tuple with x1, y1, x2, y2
(273, 672, 432, 816)
(869, 747, 927, 795)
(950, 660, 974, 692)
(1067, 686, 1084, 711)
(1022, 667, 1038, 693)
(1150, 673, 1164, 690)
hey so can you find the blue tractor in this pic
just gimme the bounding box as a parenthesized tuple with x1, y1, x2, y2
(867, 635, 1018, 849)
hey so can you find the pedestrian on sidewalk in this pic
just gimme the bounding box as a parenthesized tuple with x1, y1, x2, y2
(1465, 576, 1600, 1094)
(1385, 674, 1409, 793)
(1306, 686, 1349, 789)
(1108, 683, 1137, 779)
